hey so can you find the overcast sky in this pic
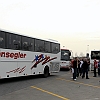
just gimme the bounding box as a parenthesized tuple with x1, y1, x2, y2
(0, 0, 100, 56)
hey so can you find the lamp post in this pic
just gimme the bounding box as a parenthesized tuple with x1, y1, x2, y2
(63, 46, 65, 49)
(86, 45, 89, 58)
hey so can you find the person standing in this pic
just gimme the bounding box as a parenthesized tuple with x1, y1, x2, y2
(73, 57, 78, 80)
(98, 60, 100, 76)
(87, 58, 90, 71)
(77, 58, 80, 77)
(93, 59, 98, 77)
(82, 58, 89, 79)
(70, 58, 74, 78)
(80, 59, 83, 76)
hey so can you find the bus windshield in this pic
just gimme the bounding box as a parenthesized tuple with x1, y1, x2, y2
(91, 51, 100, 60)
(61, 49, 71, 61)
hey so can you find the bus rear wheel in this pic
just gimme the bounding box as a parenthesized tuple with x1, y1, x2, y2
(43, 66, 49, 78)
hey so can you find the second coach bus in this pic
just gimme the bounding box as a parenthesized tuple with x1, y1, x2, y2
(60, 49, 71, 70)
(90, 50, 100, 71)
(0, 29, 60, 79)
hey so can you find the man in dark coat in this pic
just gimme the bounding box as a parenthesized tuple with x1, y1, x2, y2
(73, 57, 78, 80)
(82, 58, 89, 79)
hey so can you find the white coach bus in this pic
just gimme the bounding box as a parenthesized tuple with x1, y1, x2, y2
(0, 29, 60, 79)
(60, 49, 71, 70)
(90, 50, 100, 71)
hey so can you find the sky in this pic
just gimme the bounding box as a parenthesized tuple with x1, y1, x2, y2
(0, 0, 100, 57)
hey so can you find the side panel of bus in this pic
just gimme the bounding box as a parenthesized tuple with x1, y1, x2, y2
(0, 49, 60, 79)
(0, 49, 35, 78)
(0, 62, 17, 78)
(0, 30, 60, 79)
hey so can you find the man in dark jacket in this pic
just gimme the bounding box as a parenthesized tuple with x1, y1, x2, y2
(73, 57, 78, 80)
(82, 58, 89, 79)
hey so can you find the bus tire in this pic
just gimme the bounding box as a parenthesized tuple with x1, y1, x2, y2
(43, 66, 49, 78)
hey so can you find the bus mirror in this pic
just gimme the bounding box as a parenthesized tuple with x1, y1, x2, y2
(69, 52, 71, 56)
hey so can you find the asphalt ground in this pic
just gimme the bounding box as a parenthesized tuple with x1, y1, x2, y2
(0, 71, 100, 100)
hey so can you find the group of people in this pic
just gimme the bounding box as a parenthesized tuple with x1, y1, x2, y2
(70, 57, 100, 81)
(71, 57, 90, 80)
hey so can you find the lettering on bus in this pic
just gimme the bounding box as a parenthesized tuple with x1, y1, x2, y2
(0, 52, 26, 59)
(6, 66, 26, 74)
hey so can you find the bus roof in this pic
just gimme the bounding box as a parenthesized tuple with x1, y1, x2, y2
(61, 49, 70, 51)
(91, 50, 100, 52)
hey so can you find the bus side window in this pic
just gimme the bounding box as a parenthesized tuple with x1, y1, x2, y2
(0, 31, 5, 48)
(6, 32, 13, 49)
(35, 39, 45, 52)
(39, 40, 44, 52)
(22, 36, 31, 51)
(13, 34, 21, 50)
(44, 41, 51, 53)
(23, 42, 28, 50)
(51, 43, 60, 54)
(30, 38, 34, 51)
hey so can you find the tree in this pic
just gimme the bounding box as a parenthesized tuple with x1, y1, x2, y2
(79, 52, 84, 57)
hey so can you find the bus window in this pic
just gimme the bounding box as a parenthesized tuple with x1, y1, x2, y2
(61, 49, 71, 61)
(6, 32, 13, 49)
(29, 38, 35, 51)
(22, 36, 32, 51)
(0, 31, 5, 48)
(35, 39, 45, 52)
(6, 33, 21, 50)
(91, 51, 100, 60)
(44, 41, 51, 53)
(51, 43, 60, 54)
(12, 34, 21, 50)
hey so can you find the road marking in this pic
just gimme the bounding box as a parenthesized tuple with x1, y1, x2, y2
(90, 76, 100, 80)
(57, 78, 100, 89)
(31, 86, 70, 100)
(61, 73, 100, 80)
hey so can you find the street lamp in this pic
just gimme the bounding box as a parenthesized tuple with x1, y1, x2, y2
(86, 45, 89, 58)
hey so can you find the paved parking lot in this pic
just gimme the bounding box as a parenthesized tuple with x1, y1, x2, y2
(0, 71, 100, 100)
